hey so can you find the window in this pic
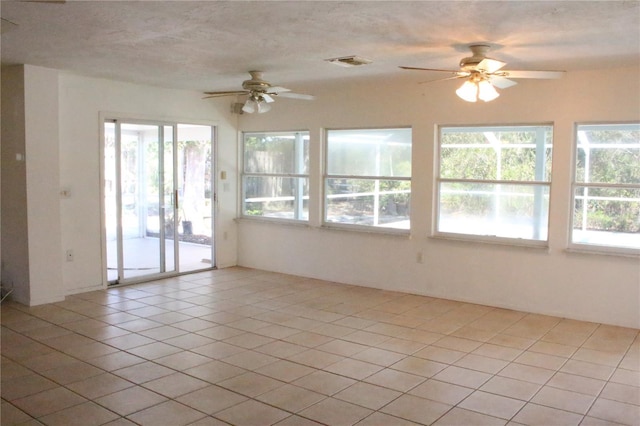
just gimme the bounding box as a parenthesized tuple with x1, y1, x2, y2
(324, 128, 412, 230)
(436, 125, 553, 243)
(571, 123, 640, 253)
(242, 131, 309, 221)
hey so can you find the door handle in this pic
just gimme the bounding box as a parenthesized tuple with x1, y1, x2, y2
(175, 190, 179, 210)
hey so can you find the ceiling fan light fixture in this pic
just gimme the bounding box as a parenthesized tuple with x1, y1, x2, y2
(242, 98, 257, 114)
(456, 80, 479, 102)
(257, 100, 271, 113)
(478, 80, 499, 102)
(325, 55, 373, 67)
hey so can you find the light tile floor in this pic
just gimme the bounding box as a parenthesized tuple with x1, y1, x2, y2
(1, 267, 639, 426)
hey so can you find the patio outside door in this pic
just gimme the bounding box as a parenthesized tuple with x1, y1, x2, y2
(104, 120, 215, 285)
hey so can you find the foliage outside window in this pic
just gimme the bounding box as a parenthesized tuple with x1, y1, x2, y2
(436, 125, 553, 242)
(325, 128, 412, 230)
(242, 131, 309, 221)
(571, 123, 640, 253)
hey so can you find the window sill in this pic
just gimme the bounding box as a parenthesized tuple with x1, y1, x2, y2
(321, 223, 411, 238)
(429, 233, 550, 251)
(235, 216, 310, 228)
(565, 246, 640, 259)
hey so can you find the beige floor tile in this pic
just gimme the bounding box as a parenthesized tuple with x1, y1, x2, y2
(299, 397, 373, 426)
(287, 348, 344, 369)
(102, 333, 156, 350)
(324, 358, 384, 380)
(488, 334, 535, 350)
(218, 371, 285, 397)
(391, 356, 448, 378)
(66, 373, 134, 399)
(292, 370, 356, 395)
(414, 345, 466, 364)
(255, 359, 316, 382)
(183, 360, 246, 384)
(546, 371, 606, 396)
(164, 333, 215, 349)
(512, 402, 582, 426)
(560, 359, 615, 381)
(0, 400, 33, 424)
(154, 351, 212, 370)
(352, 347, 407, 366)
(579, 416, 628, 426)
(472, 343, 523, 362)
(480, 376, 541, 401)
(222, 349, 278, 370)
(434, 336, 483, 353)
(572, 347, 625, 367)
(139, 325, 190, 341)
(610, 368, 640, 387)
(356, 411, 422, 426)
(176, 384, 247, 414)
(12, 386, 87, 418)
(381, 394, 452, 425)
(257, 383, 326, 412)
(433, 407, 507, 426)
(215, 399, 290, 425)
(459, 390, 525, 419)
(432, 365, 493, 388)
(514, 351, 567, 370)
(128, 342, 186, 360)
(38, 401, 120, 426)
(275, 415, 325, 425)
(255, 340, 308, 358)
(409, 379, 474, 405)
(85, 351, 146, 371)
(600, 381, 640, 405)
(95, 385, 167, 416)
(190, 341, 245, 359)
(127, 400, 207, 425)
(283, 331, 335, 347)
(334, 381, 402, 410)
(375, 338, 426, 355)
(316, 339, 368, 357)
(113, 360, 174, 384)
(588, 397, 640, 425)
(528, 340, 577, 358)
(531, 385, 595, 414)
(1, 373, 59, 401)
(455, 353, 509, 374)
(498, 363, 555, 385)
(364, 368, 426, 392)
(194, 325, 245, 340)
(142, 372, 210, 398)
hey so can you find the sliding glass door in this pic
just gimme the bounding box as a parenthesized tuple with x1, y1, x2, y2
(104, 120, 215, 285)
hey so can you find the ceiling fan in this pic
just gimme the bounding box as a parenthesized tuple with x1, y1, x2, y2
(400, 44, 565, 102)
(203, 71, 315, 114)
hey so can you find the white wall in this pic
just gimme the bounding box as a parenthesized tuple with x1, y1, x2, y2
(1, 66, 30, 303)
(1, 65, 65, 305)
(57, 74, 239, 294)
(236, 66, 640, 328)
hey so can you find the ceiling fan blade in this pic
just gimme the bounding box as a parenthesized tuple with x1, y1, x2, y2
(265, 86, 291, 94)
(418, 75, 467, 85)
(477, 58, 507, 73)
(399, 66, 462, 75)
(261, 94, 275, 103)
(276, 92, 315, 101)
(489, 76, 518, 89)
(202, 90, 248, 98)
(500, 70, 565, 79)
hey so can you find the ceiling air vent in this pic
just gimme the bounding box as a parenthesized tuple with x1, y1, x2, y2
(325, 55, 373, 67)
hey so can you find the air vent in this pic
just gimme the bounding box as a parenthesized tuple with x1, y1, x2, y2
(325, 55, 373, 67)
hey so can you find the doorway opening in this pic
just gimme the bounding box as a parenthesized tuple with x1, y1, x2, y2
(103, 120, 216, 285)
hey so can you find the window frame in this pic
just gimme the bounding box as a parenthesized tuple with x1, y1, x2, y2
(241, 130, 310, 223)
(568, 122, 640, 256)
(434, 123, 554, 247)
(323, 126, 412, 234)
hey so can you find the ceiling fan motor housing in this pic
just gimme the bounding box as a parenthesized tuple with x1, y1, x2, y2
(242, 71, 271, 92)
(459, 44, 492, 71)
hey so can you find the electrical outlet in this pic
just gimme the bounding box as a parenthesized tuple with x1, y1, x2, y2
(66, 249, 74, 262)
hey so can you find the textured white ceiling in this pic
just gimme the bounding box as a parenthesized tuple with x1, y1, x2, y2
(1, 1, 639, 93)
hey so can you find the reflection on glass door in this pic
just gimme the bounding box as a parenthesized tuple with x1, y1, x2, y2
(104, 120, 214, 284)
